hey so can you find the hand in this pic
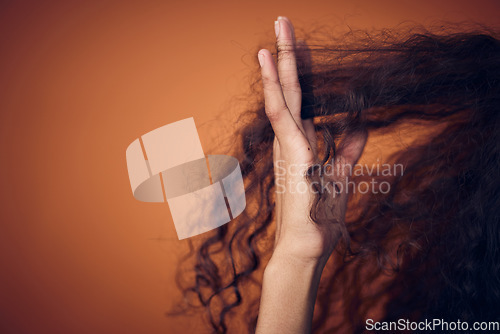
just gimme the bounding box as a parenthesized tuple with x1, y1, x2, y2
(258, 16, 367, 266)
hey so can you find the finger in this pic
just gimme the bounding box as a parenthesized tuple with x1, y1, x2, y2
(295, 39, 311, 76)
(258, 48, 303, 148)
(324, 131, 367, 202)
(295, 39, 317, 152)
(303, 118, 317, 156)
(275, 17, 303, 127)
(277, 16, 296, 47)
(273, 138, 282, 245)
(337, 130, 368, 167)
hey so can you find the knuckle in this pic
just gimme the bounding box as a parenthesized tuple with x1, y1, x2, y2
(276, 40, 295, 53)
(261, 75, 278, 87)
(281, 80, 302, 93)
(277, 50, 293, 63)
(265, 103, 289, 121)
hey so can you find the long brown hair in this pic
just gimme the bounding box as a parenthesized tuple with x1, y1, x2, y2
(174, 24, 500, 333)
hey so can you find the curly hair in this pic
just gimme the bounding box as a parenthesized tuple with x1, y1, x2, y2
(172, 24, 500, 333)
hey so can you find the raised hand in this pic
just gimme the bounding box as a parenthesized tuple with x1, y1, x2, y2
(256, 16, 366, 333)
(258, 16, 366, 265)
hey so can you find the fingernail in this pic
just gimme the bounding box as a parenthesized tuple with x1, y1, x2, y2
(258, 51, 265, 68)
(274, 20, 280, 39)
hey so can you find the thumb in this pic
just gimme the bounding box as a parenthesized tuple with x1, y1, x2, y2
(337, 130, 368, 168)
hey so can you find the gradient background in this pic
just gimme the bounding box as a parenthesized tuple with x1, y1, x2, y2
(1, 1, 499, 333)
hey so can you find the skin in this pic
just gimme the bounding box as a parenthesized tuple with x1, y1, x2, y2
(255, 16, 367, 333)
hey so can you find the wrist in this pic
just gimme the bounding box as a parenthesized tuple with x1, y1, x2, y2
(265, 247, 327, 282)
(269, 242, 330, 267)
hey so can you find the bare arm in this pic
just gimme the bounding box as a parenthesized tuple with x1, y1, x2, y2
(257, 250, 325, 333)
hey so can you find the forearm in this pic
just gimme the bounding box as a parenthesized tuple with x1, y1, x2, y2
(255, 252, 325, 334)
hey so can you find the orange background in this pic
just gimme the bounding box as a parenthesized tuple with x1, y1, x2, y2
(0, 1, 499, 333)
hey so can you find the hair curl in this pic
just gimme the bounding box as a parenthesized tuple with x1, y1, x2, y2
(173, 24, 500, 333)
